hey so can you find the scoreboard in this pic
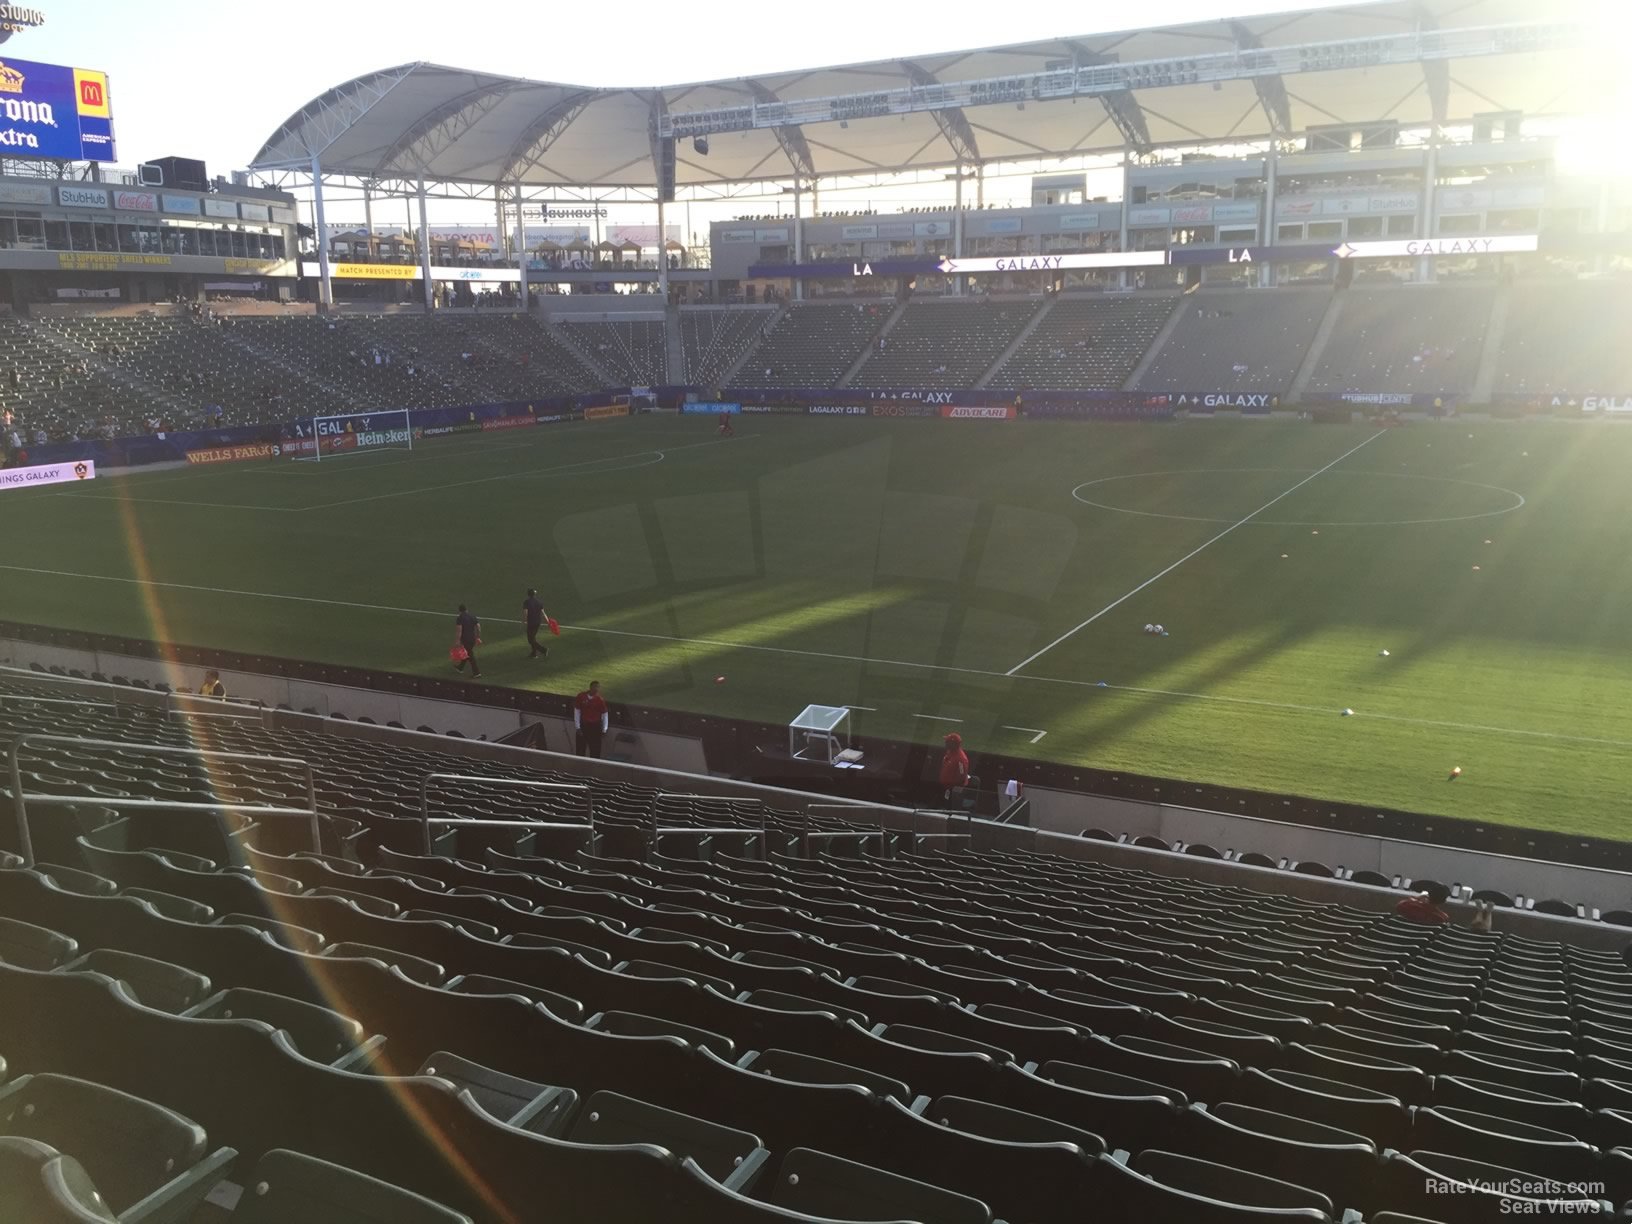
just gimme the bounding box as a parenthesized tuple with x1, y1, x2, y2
(0, 55, 115, 162)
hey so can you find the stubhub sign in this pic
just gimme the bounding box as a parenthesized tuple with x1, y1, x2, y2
(0, 459, 96, 490)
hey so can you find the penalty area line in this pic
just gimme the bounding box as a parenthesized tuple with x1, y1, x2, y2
(1003, 725, 1048, 744)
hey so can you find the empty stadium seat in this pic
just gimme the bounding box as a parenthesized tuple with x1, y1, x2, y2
(231, 1148, 473, 1224)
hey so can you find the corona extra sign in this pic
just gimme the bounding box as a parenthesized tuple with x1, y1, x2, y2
(0, 55, 114, 161)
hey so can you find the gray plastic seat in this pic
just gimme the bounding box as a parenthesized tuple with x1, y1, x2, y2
(769, 1146, 991, 1224)
(123, 889, 216, 924)
(748, 1048, 910, 1101)
(442, 973, 585, 1022)
(0, 915, 78, 970)
(416, 1051, 576, 1136)
(185, 988, 365, 1065)
(565, 1090, 767, 1189)
(232, 1148, 472, 1223)
(0, 1073, 230, 1219)
(68, 949, 211, 1014)
(322, 942, 444, 985)
(0, 1134, 117, 1223)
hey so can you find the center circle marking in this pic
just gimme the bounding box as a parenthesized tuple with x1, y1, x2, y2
(1069, 467, 1526, 527)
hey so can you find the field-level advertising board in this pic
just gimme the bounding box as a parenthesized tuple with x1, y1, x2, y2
(300, 411, 414, 462)
(0, 459, 95, 491)
(0, 55, 115, 162)
(931, 235, 1539, 276)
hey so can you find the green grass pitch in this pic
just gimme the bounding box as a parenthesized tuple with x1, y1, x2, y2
(5, 413, 1632, 838)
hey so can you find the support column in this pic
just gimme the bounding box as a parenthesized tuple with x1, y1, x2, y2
(952, 164, 964, 297)
(494, 186, 507, 263)
(1261, 142, 1277, 288)
(311, 156, 332, 312)
(1419, 142, 1438, 284)
(362, 184, 374, 238)
(793, 179, 804, 302)
(416, 173, 434, 311)
(1119, 156, 1131, 291)
(516, 181, 529, 312)
(1596, 179, 1612, 276)
(657, 195, 669, 304)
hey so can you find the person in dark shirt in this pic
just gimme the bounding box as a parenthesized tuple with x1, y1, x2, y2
(522, 588, 550, 659)
(197, 670, 225, 698)
(453, 604, 482, 678)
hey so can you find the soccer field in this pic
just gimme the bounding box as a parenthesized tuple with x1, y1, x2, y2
(5, 413, 1632, 838)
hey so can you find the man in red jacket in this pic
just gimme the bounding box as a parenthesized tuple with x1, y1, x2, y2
(1396, 881, 1493, 930)
(574, 680, 608, 758)
(1395, 881, 1451, 925)
(939, 732, 969, 801)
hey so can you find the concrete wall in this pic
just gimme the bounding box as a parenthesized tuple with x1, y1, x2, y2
(0, 637, 707, 776)
(1026, 784, 1632, 916)
(8, 637, 1631, 948)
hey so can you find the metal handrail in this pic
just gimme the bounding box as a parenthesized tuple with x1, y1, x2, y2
(650, 792, 767, 839)
(909, 809, 975, 852)
(419, 773, 592, 855)
(801, 801, 890, 858)
(6, 733, 318, 868)
(166, 691, 265, 721)
(0, 697, 118, 710)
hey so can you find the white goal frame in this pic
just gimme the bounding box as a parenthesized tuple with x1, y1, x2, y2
(297, 410, 414, 462)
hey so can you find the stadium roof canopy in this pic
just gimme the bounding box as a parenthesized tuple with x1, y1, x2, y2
(252, 0, 1594, 190)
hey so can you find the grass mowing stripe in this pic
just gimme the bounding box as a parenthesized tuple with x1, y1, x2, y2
(1006, 429, 1387, 676)
(9, 555, 1631, 755)
(300, 435, 757, 511)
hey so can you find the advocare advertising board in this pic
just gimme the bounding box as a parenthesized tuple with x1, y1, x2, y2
(0, 55, 115, 161)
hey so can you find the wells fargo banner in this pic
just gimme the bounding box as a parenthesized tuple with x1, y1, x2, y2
(185, 442, 281, 465)
(584, 404, 630, 422)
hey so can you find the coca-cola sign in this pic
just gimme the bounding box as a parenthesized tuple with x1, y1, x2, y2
(114, 190, 158, 212)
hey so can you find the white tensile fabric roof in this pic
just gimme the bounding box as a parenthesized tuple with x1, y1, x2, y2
(251, 0, 1592, 188)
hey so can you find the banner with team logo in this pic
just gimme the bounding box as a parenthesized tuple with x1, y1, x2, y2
(0, 459, 96, 489)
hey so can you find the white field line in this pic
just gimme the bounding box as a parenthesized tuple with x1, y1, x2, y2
(6, 559, 1632, 753)
(913, 714, 965, 723)
(300, 435, 753, 511)
(41, 434, 746, 513)
(1003, 725, 1049, 744)
(1005, 430, 1388, 676)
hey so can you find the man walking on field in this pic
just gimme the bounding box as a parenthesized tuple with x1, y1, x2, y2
(574, 680, 608, 758)
(522, 588, 551, 659)
(453, 604, 482, 678)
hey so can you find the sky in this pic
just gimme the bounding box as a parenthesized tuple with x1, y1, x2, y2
(10, 0, 1352, 180)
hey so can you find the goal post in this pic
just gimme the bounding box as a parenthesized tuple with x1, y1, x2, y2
(297, 410, 414, 462)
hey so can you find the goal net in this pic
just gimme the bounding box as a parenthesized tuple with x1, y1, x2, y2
(297, 410, 414, 462)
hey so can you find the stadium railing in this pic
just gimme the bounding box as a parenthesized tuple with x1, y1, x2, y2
(6, 734, 319, 867)
(418, 773, 593, 855)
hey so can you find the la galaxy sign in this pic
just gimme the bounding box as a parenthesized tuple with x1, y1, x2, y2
(0, 5, 45, 42)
